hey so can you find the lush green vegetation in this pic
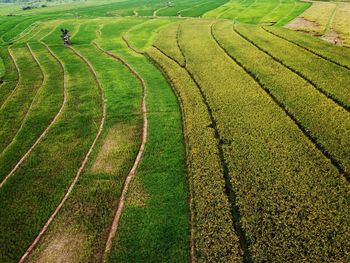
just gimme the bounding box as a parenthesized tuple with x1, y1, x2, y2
(1, 0, 350, 262)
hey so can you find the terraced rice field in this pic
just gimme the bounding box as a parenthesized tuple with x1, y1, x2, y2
(0, 0, 349, 262)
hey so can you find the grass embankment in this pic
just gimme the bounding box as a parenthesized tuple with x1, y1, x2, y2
(0, 45, 43, 154)
(0, 47, 18, 106)
(0, 32, 102, 262)
(150, 22, 242, 262)
(236, 25, 350, 109)
(203, 0, 309, 25)
(177, 19, 350, 262)
(96, 18, 190, 262)
(0, 42, 64, 185)
(27, 19, 142, 262)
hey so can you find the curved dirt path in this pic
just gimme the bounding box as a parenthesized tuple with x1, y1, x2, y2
(19, 46, 106, 263)
(0, 43, 67, 189)
(93, 42, 148, 258)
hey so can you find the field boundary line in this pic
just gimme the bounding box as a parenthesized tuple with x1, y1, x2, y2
(170, 22, 251, 262)
(0, 43, 67, 189)
(236, 26, 350, 112)
(323, 2, 338, 36)
(259, 0, 281, 23)
(0, 46, 20, 111)
(0, 43, 46, 166)
(211, 22, 350, 183)
(263, 26, 350, 71)
(19, 46, 106, 262)
(10, 21, 41, 44)
(276, 0, 296, 25)
(93, 43, 148, 259)
(146, 46, 195, 263)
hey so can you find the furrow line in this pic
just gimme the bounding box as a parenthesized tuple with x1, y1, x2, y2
(0, 46, 20, 111)
(211, 24, 350, 184)
(0, 43, 46, 155)
(145, 47, 195, 263)
(174, 25, 252, 262)
(18, 46, 106, 262)
(92, 42, 148, 258)
(0, 42, 67, 189)
(235, 27, 350, 112)
(262, 26, 350, 71)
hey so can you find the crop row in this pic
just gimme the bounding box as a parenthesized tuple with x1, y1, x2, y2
(0, 38, 102, 262)
(177, 19, 350, 262)
(264, 26, 350, 69)
(0, 44, 43, 155)
(150, 24, 243, 262)
(236, 25, 350, 110)
(92, 18, 191, 262)
(214, 21, 350, 182)
(0, 42, 65, 187)
(0, 47, 18, 106)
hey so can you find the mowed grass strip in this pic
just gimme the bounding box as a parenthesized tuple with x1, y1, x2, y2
(28, 21, 142, 262)
(265, 26, 350, 69)
(236, 24, 350, 110)
(97, 18, 190, 262)
(147, 45, 242, 261)
(179, 19, 350, 262)
(0, 46, 18, 106)
(0, 44, 43, 154)
(0, 42, 64, 184)
(213, 20, 350, 182)
(0, 43, 101, 262)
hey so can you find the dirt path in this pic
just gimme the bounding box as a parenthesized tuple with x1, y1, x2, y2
(93, 42, 148, 258)
(18, 46, 106, 262)
(0, 43, 67, 189)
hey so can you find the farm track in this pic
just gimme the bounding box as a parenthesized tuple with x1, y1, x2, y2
(156, 23, 252, 262)
(0, 46, 20, 110)
(263, 26, 350, 71)
(19, 46, 106, 262)
(211, 24, 350, 184)
(145, 47, 195, 262)
(0, 42, 67, 188)
(235, 27, 350, 112)
(93, 43, 148, 257)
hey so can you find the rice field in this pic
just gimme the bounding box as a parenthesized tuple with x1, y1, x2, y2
(0, 0, 349, 262)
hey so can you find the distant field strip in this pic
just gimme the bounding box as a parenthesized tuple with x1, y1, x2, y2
(203, 0, 309, 25)
(237, 25, 350, 110)
(266, 26, 350, 68)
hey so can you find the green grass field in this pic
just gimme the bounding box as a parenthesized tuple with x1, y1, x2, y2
(0, 0, 350, 262)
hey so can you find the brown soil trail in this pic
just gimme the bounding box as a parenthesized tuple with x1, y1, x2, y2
(0, 43, 67, 189)
(18, 46, 106, 263)
(93, 42, 148, 259)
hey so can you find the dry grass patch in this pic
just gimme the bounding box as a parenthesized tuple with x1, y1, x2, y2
(91, 123, 139, 174)
(125, 178, 149, 207)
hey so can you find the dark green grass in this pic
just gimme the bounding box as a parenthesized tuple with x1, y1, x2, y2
(29, 37, 143, 261)
(0, 46, 18, 106)
(0, 42, 63, 183)
(0, 44, 42, 154)
(98, 18, 190, 262)
(0, 40, 101, 262)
